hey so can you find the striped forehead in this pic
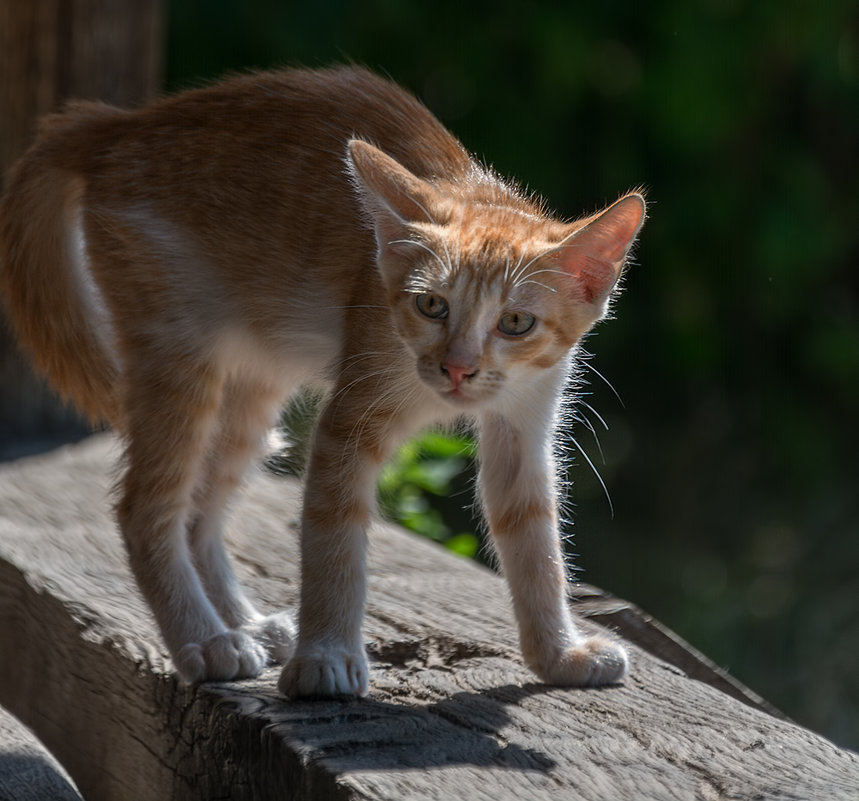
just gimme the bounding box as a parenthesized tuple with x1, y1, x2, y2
(402, 204, 558, 302)
(447, 269, 504, 308)
(453, 209, 540, 270)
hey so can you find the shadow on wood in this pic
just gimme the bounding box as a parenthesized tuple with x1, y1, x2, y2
(0, 435, 857, 800)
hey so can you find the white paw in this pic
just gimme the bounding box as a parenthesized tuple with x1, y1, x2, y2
(241, 611, 296, 664)
(534, 635, 628, 687)
(175, 630, 267, 683)
(277, 643, 369, 699)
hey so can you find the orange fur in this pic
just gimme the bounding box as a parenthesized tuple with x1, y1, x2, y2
(0, 66, 645, 695)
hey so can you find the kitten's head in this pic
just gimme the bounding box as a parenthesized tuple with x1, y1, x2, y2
(347, 140, 645, 409)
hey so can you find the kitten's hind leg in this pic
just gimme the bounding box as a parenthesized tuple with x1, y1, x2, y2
(189, 378, 295, 665)
(477, 411, 628, 687)
(118, 358, 266, 684)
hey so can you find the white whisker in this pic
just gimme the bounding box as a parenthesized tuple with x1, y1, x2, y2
(452, 208, 464, 274)
(335, 351, 396, 372)
(567, 432, 614, 519)
(510, 241, 584, 288)
(518, 267, 570, 281)
(509, 248, 526, 286)
(571, 409, 606, 464)
(344, 380, 422, 467)
(580, 361, 625, 408)
(571, 408, 596, 437)
(387, 238, 449, 275)
(510, 250, 550, 288)
(329, 304, 389, 311)
(330, 366, 395, 406)
(514, 279, 557, 293)
(576, 399, 609, 431)
(408, 196, 438, 227)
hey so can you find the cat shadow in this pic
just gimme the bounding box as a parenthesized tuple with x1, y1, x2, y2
(0, 754, 83, 801)
(247, 680, 616, 774)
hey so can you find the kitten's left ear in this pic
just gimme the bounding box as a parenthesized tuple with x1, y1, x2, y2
(554, 192, 646, 307)
(347, 140, 443, 249)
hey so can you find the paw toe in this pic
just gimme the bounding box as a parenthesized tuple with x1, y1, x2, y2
(174, 630, 267, 683)
(580, 636, 628, 685)
(278, 646, 369, 699)
(537, 636, 628, 687)
(175, 643, 207, 684)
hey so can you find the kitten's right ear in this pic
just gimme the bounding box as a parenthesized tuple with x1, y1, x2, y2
(347, 140, 442, 249)
(553, 192, 646, 309)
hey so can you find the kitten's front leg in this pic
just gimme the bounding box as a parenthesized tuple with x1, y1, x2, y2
(277, 405, 378, 698)
(478, 411, 628, 687)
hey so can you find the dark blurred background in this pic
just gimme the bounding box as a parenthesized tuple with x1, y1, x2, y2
(164, 0, 859, 749)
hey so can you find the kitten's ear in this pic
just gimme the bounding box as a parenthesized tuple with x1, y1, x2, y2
(553, 192, 646, 308)
(347, 140, 442, 248)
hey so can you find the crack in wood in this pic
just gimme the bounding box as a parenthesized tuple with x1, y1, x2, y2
(368, 635, 507, 671)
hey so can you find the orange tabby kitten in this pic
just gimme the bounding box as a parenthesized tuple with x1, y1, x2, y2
(0, 67, 645, 697)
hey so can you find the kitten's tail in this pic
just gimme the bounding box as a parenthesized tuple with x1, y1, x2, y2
(0, 107, 121, 429)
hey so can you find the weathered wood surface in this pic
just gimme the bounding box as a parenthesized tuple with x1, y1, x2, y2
(0, 435, 857, 800)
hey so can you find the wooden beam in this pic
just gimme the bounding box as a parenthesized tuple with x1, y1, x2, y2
(1, 435, 857, 800)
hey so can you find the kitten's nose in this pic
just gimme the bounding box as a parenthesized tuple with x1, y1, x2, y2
(441, 361, 477, 389)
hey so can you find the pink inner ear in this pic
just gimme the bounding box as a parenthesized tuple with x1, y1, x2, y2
(555, 194, 645, 304)
(560, 253, 617, 305)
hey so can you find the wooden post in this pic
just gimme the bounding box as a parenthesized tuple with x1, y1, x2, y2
(0, 0, 163, 458)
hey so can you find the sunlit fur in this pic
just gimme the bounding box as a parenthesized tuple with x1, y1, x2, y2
(0, 66, 645, 696)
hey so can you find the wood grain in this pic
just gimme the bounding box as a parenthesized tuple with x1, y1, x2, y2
(0, 434, 856, 800)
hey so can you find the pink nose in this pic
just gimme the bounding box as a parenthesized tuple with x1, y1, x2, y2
(442, 361, 477, 389)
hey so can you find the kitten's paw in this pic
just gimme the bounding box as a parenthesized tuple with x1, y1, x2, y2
(535, 635, 628, 687)
(242, 611, 296, 664)
(277, 643, 369, 699)
(175, 630, 267, 683)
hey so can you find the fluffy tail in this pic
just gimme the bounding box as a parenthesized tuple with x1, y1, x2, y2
(0, 110, 120, 428)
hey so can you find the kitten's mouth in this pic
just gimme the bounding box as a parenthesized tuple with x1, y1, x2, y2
(441, 386, 478, 404)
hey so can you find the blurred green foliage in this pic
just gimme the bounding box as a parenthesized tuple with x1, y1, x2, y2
(167, 0, 859, 749)
(270, 400, 481, 559)
(378, 432, 480, 559)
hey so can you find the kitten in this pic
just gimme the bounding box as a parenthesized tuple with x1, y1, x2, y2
(0, 67, 645, 697)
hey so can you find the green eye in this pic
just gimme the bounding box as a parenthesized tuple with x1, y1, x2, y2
(415, 293, 449, 319)
(498, 310, 536, 336)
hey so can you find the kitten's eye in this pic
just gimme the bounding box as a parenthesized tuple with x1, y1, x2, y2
(498, 310, 536, 336)
(415, 293, 449, 320)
